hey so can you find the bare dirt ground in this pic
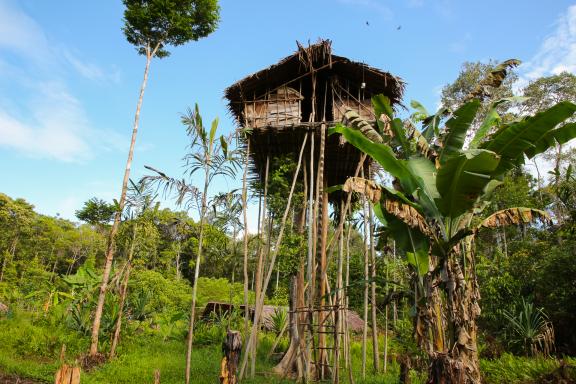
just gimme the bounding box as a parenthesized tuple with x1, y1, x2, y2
(0, 372, 45, 384)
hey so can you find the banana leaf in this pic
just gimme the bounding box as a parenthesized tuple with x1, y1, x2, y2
(525, 122, 576, 159)
(374, 202, 429, 275)
(438, 100, 481, 163)
(481, 101, 576, 176)
(435, 149, 500, 219)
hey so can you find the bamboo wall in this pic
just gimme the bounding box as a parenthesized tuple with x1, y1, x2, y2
(243, 86, 303, 128)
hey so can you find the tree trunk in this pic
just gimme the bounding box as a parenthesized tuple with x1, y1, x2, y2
(305, 128, 315, 382)
(0, 237, 18, 282)
(185, 167, 211, 384)
(425, 248, 481, 384)
(333, 199, 345, 384)
(272, 273, 305, 379)
(250, 155, 269, 377)
(109, 223, 138, 358)
(316, 122, 329, 380)
(89, 46, 155, 357)
(220, 331, 242, 384)
(175, 242, 181, 280)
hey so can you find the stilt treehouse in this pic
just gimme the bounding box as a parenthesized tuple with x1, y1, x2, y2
(225, 40, 404, 381)
(225, 40, 404, 197)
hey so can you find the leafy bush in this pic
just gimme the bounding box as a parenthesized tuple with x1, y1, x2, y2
(193, 320, 226, 346)
(269, 307, 288, 336)
(0, 309, 88, 359)
(128, 269, 191, 313)
(195, 277, 247, 307)
(268, 285, 289, 306)
(129, 288, 153, 321)
(502, 299, 555, 357)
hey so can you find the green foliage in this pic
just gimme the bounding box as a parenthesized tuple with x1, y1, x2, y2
(269, 307, 288, 336)
(268, 285, 289, 306)
(129, 288, 154, 321)
(0, 309, 88, 360)
(75, 197, 115, 226)
(521, 72, 576, 116)
(129, 269, 191, 313)
(195, 276, 248, 306)
(481, 354, 576, 384)
(502, 299, 555, 357)
(155, 311, 188, 341)
(441, 60, 518, 136)
(122, 0, 220, 58)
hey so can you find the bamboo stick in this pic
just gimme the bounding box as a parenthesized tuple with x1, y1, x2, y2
(250, 155, 270, 377)
(239, 133, 309, 380)
(242, 139, 251, 343)
(361, 169, 369, 379)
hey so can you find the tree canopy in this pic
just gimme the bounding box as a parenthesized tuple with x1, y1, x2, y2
(122, 0, 220, 58)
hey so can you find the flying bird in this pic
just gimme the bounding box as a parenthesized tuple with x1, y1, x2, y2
(396, 25, 402, 30)
(366, 21, 370, 26)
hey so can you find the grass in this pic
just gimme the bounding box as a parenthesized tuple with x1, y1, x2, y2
(481, 353, 576, 383)
(1, 309, 574, 383)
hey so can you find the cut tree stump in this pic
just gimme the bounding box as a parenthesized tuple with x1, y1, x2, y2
(153, 369, 160, 384)
(220, 330, 242, 384)
(54, 365, 80, 384)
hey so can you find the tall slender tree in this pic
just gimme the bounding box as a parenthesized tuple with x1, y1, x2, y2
(143, 105, 238, 384)
(88, 0, 219, 357)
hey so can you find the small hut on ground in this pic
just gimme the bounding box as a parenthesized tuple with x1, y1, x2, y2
(225, 39, 404, 381)
(202, 302, 364, 332)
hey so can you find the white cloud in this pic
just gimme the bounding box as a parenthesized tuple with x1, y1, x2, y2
(519, 5, 576, 87)
(516, 5, 576, 179)
(0, 82, 91, 161)
(0, 0, 121, 161)
(60, 47, 121, 84)
(62, 49, 106, 82)
(0, 0, 51, 62)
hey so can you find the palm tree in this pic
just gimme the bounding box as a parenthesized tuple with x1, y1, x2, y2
(333, 66, 576, 381)
(209, 191, 243, 282)
(142, 105, 238, 384)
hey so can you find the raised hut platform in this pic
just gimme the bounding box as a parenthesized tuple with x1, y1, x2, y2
(225, 39, 404, 197)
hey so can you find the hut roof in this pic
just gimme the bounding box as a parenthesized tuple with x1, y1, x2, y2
(201, 302, 365, 333)
(225, 40, 405, 124)
(224, 40, 404, 201)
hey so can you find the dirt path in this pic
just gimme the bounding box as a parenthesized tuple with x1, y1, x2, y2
(0, 372, 46, 384)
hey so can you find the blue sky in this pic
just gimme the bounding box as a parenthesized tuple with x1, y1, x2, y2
(1, 0, 575, 230)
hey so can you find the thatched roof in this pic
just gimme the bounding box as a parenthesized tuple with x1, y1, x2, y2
(224, 40, 404, 201)
(225, 40, 404, 124)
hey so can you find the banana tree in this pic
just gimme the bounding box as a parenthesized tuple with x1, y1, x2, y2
(332, 87, 576, 382)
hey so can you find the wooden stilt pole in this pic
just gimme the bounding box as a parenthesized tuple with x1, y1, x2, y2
(361, 184, 369, 380)
(306, 128, 315, 382)
(369, 203, 380, 373)
(250, 155, 270, 377)
(239, 133, 308, 379)
(242, 139, 251, 342)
